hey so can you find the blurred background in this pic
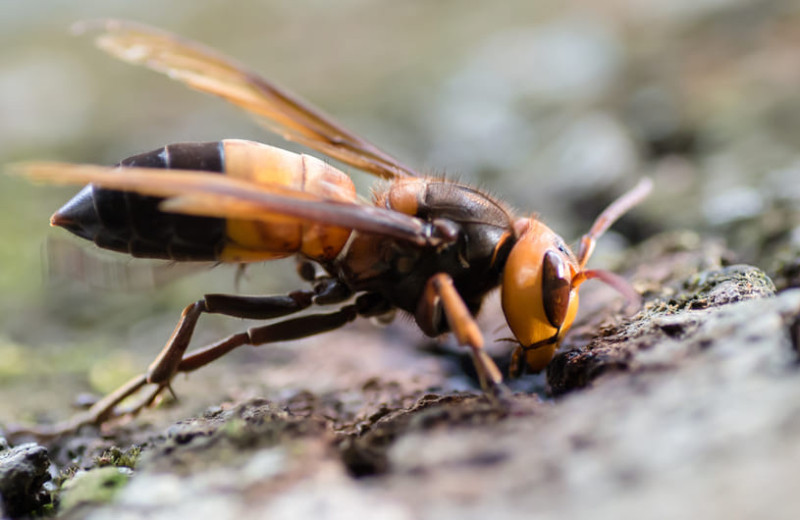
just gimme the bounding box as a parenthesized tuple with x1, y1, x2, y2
(2, 0, 800, 424)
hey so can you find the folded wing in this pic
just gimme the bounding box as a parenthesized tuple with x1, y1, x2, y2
(12, 161, 436, 246)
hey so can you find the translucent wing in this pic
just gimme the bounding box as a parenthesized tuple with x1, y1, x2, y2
(45, 236, 215, 292)
(11, 162, 436, 246)
(74, 19, 420, 180)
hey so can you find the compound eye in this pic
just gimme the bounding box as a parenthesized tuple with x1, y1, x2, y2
(542, 250, 571, 328)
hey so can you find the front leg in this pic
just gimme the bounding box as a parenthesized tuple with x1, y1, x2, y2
(416, 273, 506, 396)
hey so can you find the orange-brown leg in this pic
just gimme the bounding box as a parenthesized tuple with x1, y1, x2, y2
(416, 273, 506, 397)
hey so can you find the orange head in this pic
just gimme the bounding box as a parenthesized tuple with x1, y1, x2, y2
(501, 218, 585, 375)
(500, 178, 653, 376)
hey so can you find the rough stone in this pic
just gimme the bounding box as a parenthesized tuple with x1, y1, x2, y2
(0, 439, 51, 518)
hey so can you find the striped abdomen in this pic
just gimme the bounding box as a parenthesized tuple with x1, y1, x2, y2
(51, 140, 357, 262)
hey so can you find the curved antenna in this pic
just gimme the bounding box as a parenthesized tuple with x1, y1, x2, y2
(577, 178, 653, 269)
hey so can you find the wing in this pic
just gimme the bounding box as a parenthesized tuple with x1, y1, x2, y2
(72, 19, 420, 180)
(45, 236, 215, 292)
(11, 162, 439, 247)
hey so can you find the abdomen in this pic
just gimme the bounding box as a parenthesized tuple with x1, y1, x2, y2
(51, 140, 357, 263)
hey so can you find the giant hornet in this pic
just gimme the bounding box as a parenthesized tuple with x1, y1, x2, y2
(10, 20, 651, 437)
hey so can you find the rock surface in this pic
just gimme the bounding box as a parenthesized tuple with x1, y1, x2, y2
(0, 439, 51, 518)
(4, 232, 800, 520)
(2, 2, 800, 519)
